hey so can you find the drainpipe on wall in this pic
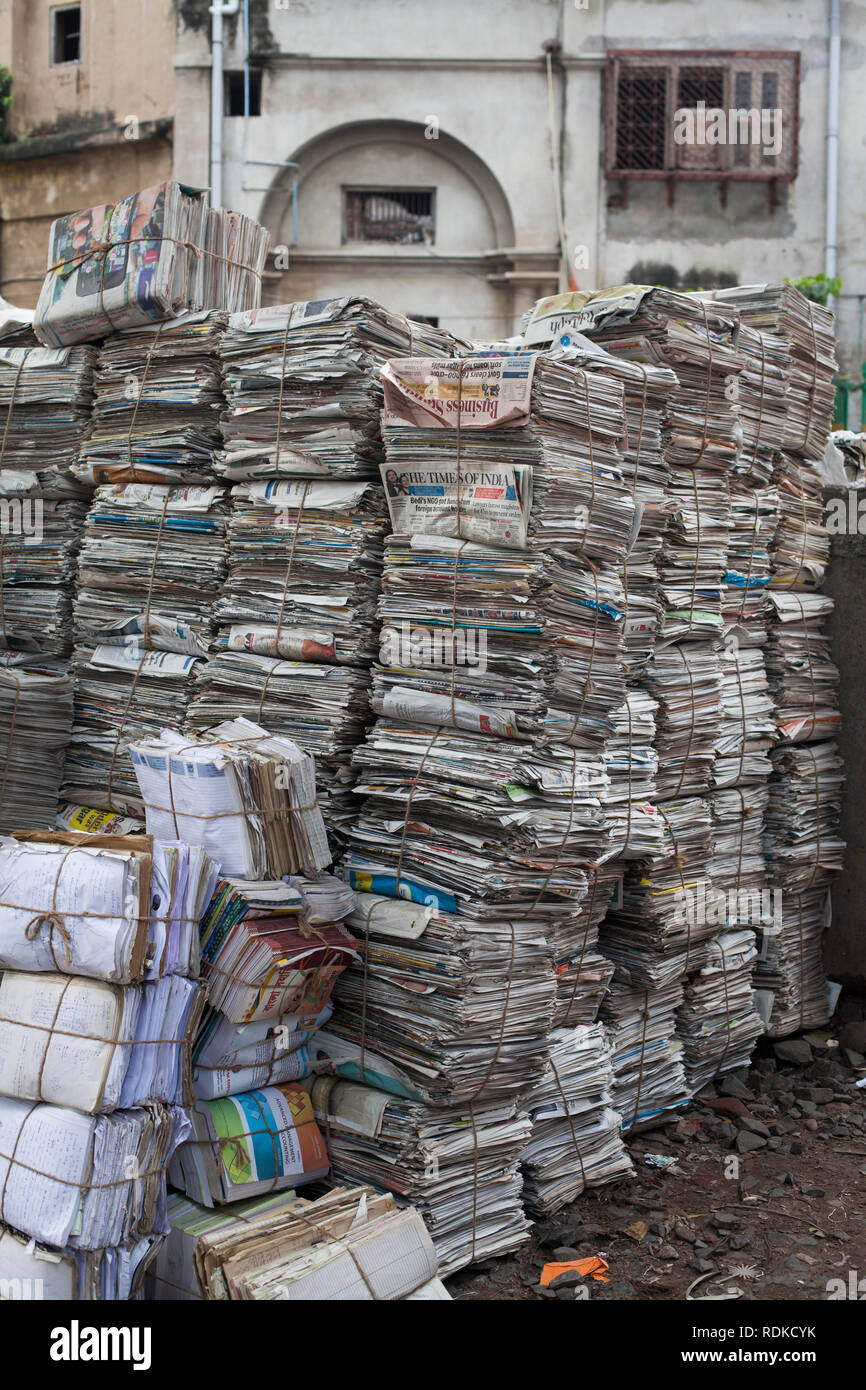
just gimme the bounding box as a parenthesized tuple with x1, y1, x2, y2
(210, 0, 240, 210)
(825, 0, 841, 312)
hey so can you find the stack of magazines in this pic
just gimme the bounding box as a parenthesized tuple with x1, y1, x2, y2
(75, 311, 228, 486)
(34, 182, 268, 348)
(520, 1023, 633, 1215)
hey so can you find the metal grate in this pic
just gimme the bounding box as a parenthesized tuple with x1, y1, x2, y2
(606, 51, 799, 182)
(343, 189, 435, 245)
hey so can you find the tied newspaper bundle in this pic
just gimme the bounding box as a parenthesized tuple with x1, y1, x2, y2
(550, 865, 619, 1029)
(129, 719, 331, 879)
(312, 1077, 532, 1278)
(34, 182, 268, 348)
(216, 298, 467, 483)
(0, 655, 74, 832)
(0, 339, 95, 474)
(599, 796, 716, 990)
(73, 484, 229, 657)
(199, 477, 388, 832)
(712, 283, 837, 463)
(189, 300, 464, 833)
(192, 872, 357, 1098)
(600, 980, 690, 1132)
(75, 311, 228, 486)
(676, 931, 763, 1091)
(0, 470, 90, 658)
(522, 302, 679, 679)
(150, 1185, 449, 1300)
(62, 647, 201, 817)
(758, 740, 845, 1034)
(0, 1223, 160, 1301)
(519, 1022, 633, 1216)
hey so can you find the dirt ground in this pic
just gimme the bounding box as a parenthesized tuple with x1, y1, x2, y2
(446, 1028, 866, 1302)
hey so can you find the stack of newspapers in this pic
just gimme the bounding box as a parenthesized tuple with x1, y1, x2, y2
(64, 480, 228, 819)
(149, 1185, 450, 1300)
(0, 337, 95, 474)
(75, 311, 228, 486)
(520, 1023, 634, 1215)
(730, 287, 844, 1036)
(187, 300, 465, 836)
(0, 655, 75, 832)
(319, 347, 639, 1268)
(34, 182, 268, 348)
(0, 470, 89, 658)
(0, 831, 216, 1299)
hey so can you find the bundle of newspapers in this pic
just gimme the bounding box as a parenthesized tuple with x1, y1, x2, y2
(217, 298, 466, 483)
(73, 483, 229, 657)
(676, 931, 763, 1091)
(520, 1023, 633, 1215)
(62, 646, 203, 816)
(312, 1076, 532, 1277)
(711, 283, 837, 462)
(0, 338, 95, 473)
(0, 469, 89, 658)
(0, 654, 74, 832)
(601, 980, 689, 1130)
(129, 720, 331, 879)
(75, 312, 228, 486)
(34, 182, 268, 348)
(149, 1185, 449, 1300)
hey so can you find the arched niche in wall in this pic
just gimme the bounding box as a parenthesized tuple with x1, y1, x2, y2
(259, 118, 516, 255)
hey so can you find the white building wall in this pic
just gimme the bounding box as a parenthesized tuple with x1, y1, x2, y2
(173, 0, 866, 368)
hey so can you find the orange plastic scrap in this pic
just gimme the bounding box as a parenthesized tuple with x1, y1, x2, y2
(539, 1256, 610, 1286)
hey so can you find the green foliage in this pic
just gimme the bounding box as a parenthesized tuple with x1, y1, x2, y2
(0, 66, 12, 144)
(789, 273, 842, 305)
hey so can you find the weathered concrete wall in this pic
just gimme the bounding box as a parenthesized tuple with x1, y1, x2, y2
(823, 486, 866, 991)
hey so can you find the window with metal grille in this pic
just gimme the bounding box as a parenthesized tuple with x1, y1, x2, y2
(606, 51, 798, 182)
(343, 189, 435, 245)
(51, 5, 81, 65)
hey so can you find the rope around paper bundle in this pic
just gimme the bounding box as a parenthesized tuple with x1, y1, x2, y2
(547, 1052, 589, 1192)
(256, 481, 311, 720)
(0, 991, 197, 1113)
(737, 489, 763, 625)
(563, 862, 601, 1024)
(0, 671, 22, 819)
(656, 804, 695, 977)
(623, 989, 651, 1135)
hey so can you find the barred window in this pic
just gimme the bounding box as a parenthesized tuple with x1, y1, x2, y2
(343, 189, 435, 245)
(606, 51, 798, 182)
